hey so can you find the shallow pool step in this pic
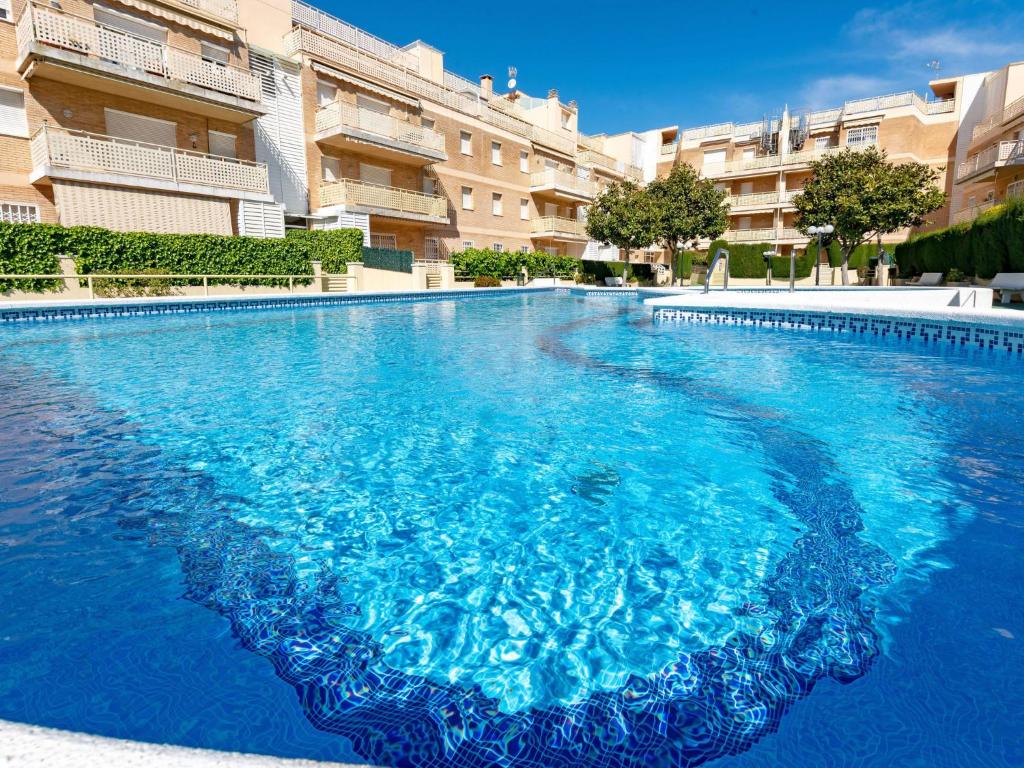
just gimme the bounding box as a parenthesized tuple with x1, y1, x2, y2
(326, 276, 349, 293)
(425, 273, 442, 289)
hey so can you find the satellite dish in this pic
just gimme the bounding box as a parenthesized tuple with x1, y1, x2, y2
(507, 78, 517, 90)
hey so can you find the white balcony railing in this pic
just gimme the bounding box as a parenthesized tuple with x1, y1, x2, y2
(18, 4, 262, 103)
(971, 94, 1024, 144)
(1008, 180, 1024, 201)
(175, 0, 239, 23)
(530, 168, 597, 198)
(31, 125, 270, 193)
(530, 216, 588, 238)
(660, 142, 678, 156)
(319, 178, 448, 219)
(951, 200, 996, 225)
(725, 191, 780, 209)
(704, 146, 847, 177)
(722, 228, 778, 243)
(957, 140, 1024, 181)
(315, 101, 445, 154)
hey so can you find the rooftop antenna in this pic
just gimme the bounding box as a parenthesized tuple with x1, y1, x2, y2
(926, 60, 941, 73)
(507, 66, 517, 91)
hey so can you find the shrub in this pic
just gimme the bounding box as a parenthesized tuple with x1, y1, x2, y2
(285, 229, 364, 273)
(581, 259, 625, 282)
(474, 275, 501, 287)
(708, 239, 771, 278)
(0, 222, 64, 292)
(452, 248, 579, 280)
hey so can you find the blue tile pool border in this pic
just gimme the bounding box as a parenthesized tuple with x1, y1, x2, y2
(0, 287, 563, 324)
(654, 306, 1024, 359)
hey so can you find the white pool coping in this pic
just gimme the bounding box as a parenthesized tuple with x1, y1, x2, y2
(0, 719, 371, 768)
(642, 287, 1024, 328)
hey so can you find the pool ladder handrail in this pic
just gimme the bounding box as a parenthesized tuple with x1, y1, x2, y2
(703, 247, 730, 293)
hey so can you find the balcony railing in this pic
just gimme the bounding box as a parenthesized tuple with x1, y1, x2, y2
(704, 146, 846, 176)
(319, 178, 448, 219)
(530, 216, 588, 238)
(957, 140, 1024, 181)
(18, 4, 262, 103)
(1009, 180, 1024, 201)
(951, 200, 997, 225)
(530, 169, 597, 198)
(660, 142, 678, 156)
(31, 125, 270, 193)
(725, 191, 780, 209)
(971, 94, 1024, 144)
(284, 25, 576, 156)
(315, 101, 445, 155)
(176, 0, 239, 23)
(721, 227, 808, 243)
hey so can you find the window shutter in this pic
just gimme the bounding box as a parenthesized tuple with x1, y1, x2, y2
(104, 109, 176, 146)
(0, 88, 28, 138)
(321, 156, 341, 182)
(359, 163, 392, 187)
(93, 7, 167, 43)
(209, 131, 236, 158)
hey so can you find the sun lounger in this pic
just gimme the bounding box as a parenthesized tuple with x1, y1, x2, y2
(989, 273, 1024, 304)
(911, 273, 944, 286)
(604, 276, 624, 287)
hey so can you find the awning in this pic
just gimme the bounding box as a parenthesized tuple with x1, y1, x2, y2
(310, 61, 419, 108)
(109, 0, 236, 41)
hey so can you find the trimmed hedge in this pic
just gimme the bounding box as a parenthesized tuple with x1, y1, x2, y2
(895, 197, 1024, 279)
(0, 222, 367, 294)
(582, 259, 625, 282)
(452, 248, 579, 279)
(805, 240, 884, 270)
(362, 246, 413, 274)
(703, 240, 814, 281)
(285, 228, 364, 273)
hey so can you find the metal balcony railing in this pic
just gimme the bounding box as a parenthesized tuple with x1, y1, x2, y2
(319, 178, 447, 218)
(957, 140, 1024, 181)
(315, 101, 445, 154)
(18, 4, 261, 102)
(971, 95, 1024, 144)
(31, 125, 269, 193)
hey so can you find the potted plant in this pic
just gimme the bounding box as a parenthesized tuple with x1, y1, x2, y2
(945, 268, 971, 286)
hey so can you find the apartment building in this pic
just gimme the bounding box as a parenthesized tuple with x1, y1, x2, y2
(669, 88, 963, 255)
(950, 61, 1024, 223)
(0, 0, 286, 234)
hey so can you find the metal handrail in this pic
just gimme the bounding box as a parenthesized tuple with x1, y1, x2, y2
(2, 273, 316, 299)
(703, 247, 729, 293)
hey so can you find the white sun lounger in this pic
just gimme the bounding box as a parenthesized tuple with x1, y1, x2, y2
(989, 273, 1024, 304)
(604, 276, 624, 287)
(911, 272, 944, 286)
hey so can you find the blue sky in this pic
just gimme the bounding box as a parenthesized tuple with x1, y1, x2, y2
(316, 0, 1022, 135)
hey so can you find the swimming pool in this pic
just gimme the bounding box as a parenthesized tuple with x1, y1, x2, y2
(1, 292, 1021, 767)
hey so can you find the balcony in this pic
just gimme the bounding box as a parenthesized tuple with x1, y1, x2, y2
(16, 4, 265, 123)
(29, 125, 272, 200)
(971, 95, 1024, 148)
(720, 227, 809, 244)
(530, 169, 596, 201)
(957, 140, 1024, 183)
(172, 0, 239, 25)
(704, 146, 846, 178)
(725, 191, 781, 210)
(530, 216, 588, 240)
(319, 179, 448, 223)
(315, 101, 446, 163)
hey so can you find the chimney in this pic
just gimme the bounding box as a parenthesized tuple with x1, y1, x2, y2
(547, 88, 558, 101)
(480, 74, 493, 99)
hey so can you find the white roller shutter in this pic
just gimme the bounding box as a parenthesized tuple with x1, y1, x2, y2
(356, 94, 389, 114)
(359, 163, 391, 187)
(321, 156, 341, 182)
(703, 149, 726, 169)
(237, 200, 285, 238)
(105, 109, 176, 147)
(0, 87, 28, 138)
(209, 130, 236, 158)
(93, 6, 167, 43)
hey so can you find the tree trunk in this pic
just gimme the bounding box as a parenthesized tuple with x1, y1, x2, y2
(622, 248, 631, 284)
(841, 247, 851, 285)
(668, 247, 677, 286)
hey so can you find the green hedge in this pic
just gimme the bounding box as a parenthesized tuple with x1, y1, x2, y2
(285, 228, 364, 273)
(452, 248, 580, 279)
(703, 240, 814, 281)
(0, 222, 368, 294)
(362, 246, 413, 274)
(805, 240, 883, 270)
(895, 197, 1024, 279)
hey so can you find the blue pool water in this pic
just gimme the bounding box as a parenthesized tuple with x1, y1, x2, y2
(0, 293, 1021, 767)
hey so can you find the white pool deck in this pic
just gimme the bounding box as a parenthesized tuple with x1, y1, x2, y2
(0, 719, 368, 768)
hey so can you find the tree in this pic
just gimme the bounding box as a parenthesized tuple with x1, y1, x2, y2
(646, 163, 729, 284)
(585, 180, 660, 283)
(793, 147, 945, 284)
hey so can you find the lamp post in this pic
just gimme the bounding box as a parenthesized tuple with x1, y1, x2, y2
(807, 224, 834, 286)
(762, 249, 774, 287)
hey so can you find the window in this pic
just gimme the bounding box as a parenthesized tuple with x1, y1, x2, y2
(0, 87, 28, 138)
(321, 156, 341, 182)
(460, 130, 472, 155)
(560, 110, 570, 129)
(201, 41, 230, 67)
(519, 245, 530, 254)
(519, 150, 529, 173)
(462, 240, 475, 249)
(0, 202, 39, 223)
(703, 149, 726, 169)
(424, 237, 441, 260)
(316, 80, 337, 107)
(520, 198, 529, 220)
(93, 6, 167, 44)
(739, 181, 754, 195)
(104, 108, 175, 146)
(360, 163, 392, 187)
(371, 233, 398, 250)
(738, 216, 752, 230)
(208, 130, 236, 158)
(356, 94, 389, 115)
(493, 243, 504, 252)
(491, 141, 502, 165)
(742, 147, 755, 161)
(461, 186, 473, 210)
(0, 0, 12, 22)
(846, 125, 878, 147)
(814, 136, 832, 150)
(422, 176, 437, 195)
(491, 192, 503, 216)
(421, 117, 435, 131)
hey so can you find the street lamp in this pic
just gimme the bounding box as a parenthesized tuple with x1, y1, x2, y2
(762, 249, 775, 287)
(807, 224, 834, 286)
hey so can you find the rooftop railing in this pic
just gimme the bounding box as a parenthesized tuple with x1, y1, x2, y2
(18, 4, 262, 103)
(315, 101, 445, 154)
(319, 178, 448, 219)
(31, 125, 270, 193)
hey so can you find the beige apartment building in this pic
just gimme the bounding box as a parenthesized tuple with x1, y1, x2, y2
(669, 88, 962, 255)
(950, 61, 1024, 223)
